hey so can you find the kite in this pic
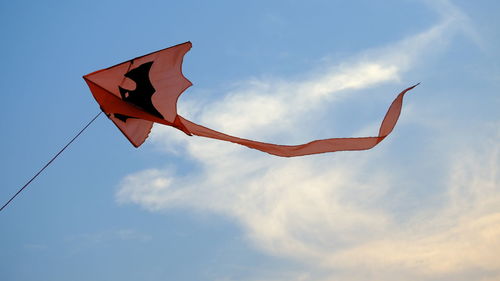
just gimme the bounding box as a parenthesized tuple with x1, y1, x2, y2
(83, 41, 418, 157)
(1, 42, 417, 212)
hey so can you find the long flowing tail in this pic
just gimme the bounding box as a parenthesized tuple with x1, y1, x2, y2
(176, 84, 419, 157)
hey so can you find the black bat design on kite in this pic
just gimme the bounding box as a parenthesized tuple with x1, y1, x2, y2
(115, 61, 163, 122)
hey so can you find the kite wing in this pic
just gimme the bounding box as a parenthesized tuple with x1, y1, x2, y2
(83, 42, 193, 147)
(83, 42, 417, 156)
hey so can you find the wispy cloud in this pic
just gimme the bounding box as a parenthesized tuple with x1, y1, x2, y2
(116, 1, 500, 280)
(23, 243, 49, 251)
(66, 229, 152, 245)
(150, 0, 469, 152)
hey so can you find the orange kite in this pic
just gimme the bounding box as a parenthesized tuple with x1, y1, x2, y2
(83, 42, 418, 157)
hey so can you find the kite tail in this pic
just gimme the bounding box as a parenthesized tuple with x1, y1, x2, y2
(177, 84, 419, 157)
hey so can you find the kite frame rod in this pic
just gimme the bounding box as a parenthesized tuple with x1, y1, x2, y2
(0, 111, 102, 213)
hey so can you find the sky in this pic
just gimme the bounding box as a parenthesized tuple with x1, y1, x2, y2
(0, 0, 499, 280)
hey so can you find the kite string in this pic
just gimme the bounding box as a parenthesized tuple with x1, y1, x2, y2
(0, 111, 103, 213)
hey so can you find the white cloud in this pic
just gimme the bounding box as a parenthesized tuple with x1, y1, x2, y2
(116, 1, 500, 280)
(121, 127, 500, 281)
(320, 133, 500, 280)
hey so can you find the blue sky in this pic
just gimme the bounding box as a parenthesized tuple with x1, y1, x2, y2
(1, 1, 499, 280)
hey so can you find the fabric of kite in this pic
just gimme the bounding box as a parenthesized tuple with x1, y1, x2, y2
(83, 41, 418, 157)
